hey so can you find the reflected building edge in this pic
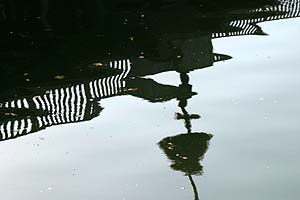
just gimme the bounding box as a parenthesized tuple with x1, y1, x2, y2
(0, 0, 299, 142)
(0, 1, 299, 198)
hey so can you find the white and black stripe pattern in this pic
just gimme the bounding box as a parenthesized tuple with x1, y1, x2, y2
(0, 118, 33, 141)
(32, 84, 88, 125)
(212, 0, 300, 39)
(89, 59, 131, 99)
(213, 53, 231, 62)
(0, 59, 132, 141)
(2, 98, 30, 109)
(212, 21, 261, 38)
(249, 0, 300, 20)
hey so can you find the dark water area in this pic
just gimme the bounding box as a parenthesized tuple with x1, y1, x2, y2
(0, 0, 299, 199)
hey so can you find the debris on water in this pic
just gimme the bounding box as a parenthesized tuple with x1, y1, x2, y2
(93, 63, 103, 67)
(232, 97, 239, 105)
(54, 75, 65, 80)
(4, 112, 17, 117)
(181, 187, 185, 190)
(47, 186, 53, 191)
(258, 97, 264, 102)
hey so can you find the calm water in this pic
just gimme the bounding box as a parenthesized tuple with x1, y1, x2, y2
(0, 1, 300, 199)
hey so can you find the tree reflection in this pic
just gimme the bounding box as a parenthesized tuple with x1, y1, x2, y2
(0, 0, 299, 143)
(158, 73, 212, 200)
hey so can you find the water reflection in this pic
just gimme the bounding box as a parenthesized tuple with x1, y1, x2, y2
(0, 0, 299, 141)
(158, 72, 212, 200)
(0, 1, 299, 199)
(159, 133, 212, 200)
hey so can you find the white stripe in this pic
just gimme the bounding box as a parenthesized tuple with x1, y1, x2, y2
(80, 84, 87, 121)
(23, 99, 29, 109)
(60, 88, 66, 123)
(26, 119, 32, 133)
(98, 79, 104, 97)
(33, 97, 40, 109)
(6, 121, 12, 138)
(43, 95, 51, 112)
(13, 120, 19, 137)
(89, 82, 96, 99)
(38, 96, 46, 110)
(93, 81, 100, 98)
(65, 87, 71, 123)
(17, 100, 22, 108)
(70, 86, 76, 122)
(10, 101, 15, 108)
(55, 89, 62, 123)
(0, 124, 6, 140)
(37, 116, 43, 128)
(75, 85, 81, 121)
(19, 119, 26, 135)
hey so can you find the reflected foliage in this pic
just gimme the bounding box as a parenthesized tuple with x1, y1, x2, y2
(158, 133, 212, 176)
(0, 1, 299, 199)
(0, 0, 299, 143)
(158, 70, 212, 199)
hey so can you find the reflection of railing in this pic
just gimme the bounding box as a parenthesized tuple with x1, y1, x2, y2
(212, 0, 300, 38)
(1, 0, 300, 142)
(213, 53, 232, 62)
(0, 59, 131, 141)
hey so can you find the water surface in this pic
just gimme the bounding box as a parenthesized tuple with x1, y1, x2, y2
(0, 1, 299, 199)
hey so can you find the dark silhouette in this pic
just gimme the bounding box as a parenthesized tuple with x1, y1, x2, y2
(159, 133, 212, 199)
(0, 0, 300, 142)
(158, 72, 212, 200)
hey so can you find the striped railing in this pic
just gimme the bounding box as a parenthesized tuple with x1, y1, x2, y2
(212, 0, 300, 38)
(0, 59, 131, 141)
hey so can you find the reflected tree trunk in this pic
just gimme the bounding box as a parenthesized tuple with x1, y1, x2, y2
(188, 174, 199, 200)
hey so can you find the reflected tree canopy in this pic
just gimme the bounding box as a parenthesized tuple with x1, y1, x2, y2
(0, 0, 299, 141)
(0, 1, 299, 199)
